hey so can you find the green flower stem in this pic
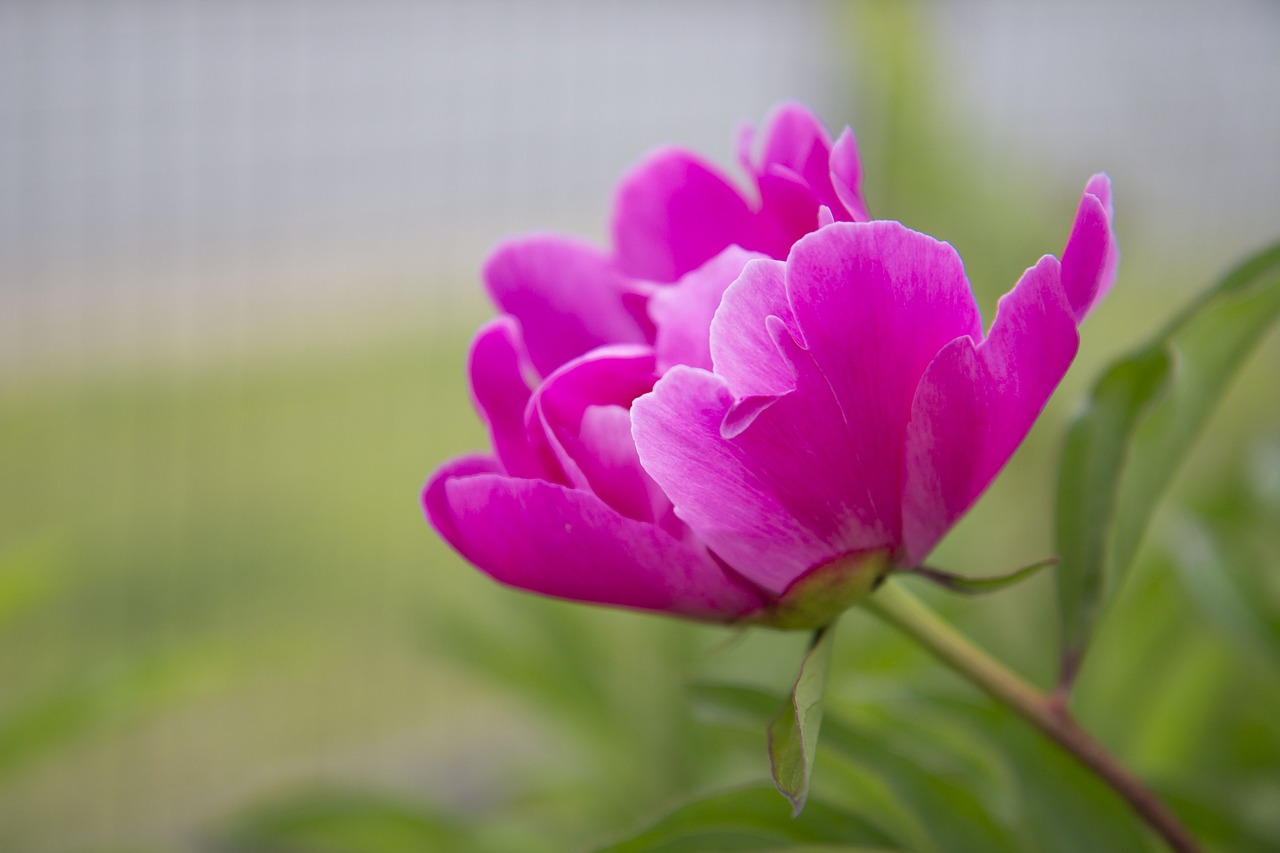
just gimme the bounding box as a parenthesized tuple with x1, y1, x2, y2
(863, 580, 1201, 853)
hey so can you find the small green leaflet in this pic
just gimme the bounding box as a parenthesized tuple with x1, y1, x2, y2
(909, 557, 1057, 595)
(769, 625, 836, 816)
(1055, 239, 1280, 688)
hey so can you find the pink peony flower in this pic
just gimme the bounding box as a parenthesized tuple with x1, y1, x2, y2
(424, 102, 1117, 628)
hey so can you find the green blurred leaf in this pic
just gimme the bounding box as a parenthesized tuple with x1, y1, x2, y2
(1112, 240, 1280, 582)
(1055, 346, 1173, 672)
(769, 627, 835, 816)
(594, 784, 899, 853)
(921, 696, 1157, 853)
(1056, 239, 1280, 678)
(212, 789, 474, 853)
(1161, 511, 1280, 671)
(691, 684, 1017, 853)
(0, 645, 228, 780)
(0, 534, 67, 625)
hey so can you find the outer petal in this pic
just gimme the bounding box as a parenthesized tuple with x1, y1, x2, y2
(467, 317, 558, 481)
(784, 222, 984, 543)
(1060, 173, 1118, 322)
(423, 454, 502, 554)
(427, 470, 766, 621)
(483, 234, 648, 376)
(633, 349, 892, 594)
(901, 255, 1079, 565)
(649, 246, 765, 372)
(611, 146, 756, 282)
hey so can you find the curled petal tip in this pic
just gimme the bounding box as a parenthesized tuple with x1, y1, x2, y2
(1061, 174, 1119, 323)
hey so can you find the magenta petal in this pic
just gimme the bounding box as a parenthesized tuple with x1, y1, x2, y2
(610, 146, 756, 282)
(633, 359, 891, 594)
(432, 472, 765, 620)
(575, 404, 668, 525)
(709, 257, 796, 400)
(754, 167, 825, 259)
(483, 234, 647, 376)
(528, 345, 661, 520)
(830, 128, 869, 222)
(783, 222, 984, 539)
(901, 256, 1079, 565)
(467, 317, 556, 480)
(650, 246, 765, 373)
(1060, 173, 1118, 322)
(423, 454, 502, 554)
(758, 101, 837, 206)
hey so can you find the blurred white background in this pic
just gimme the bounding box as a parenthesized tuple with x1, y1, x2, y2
(2, 0, 1277, 373)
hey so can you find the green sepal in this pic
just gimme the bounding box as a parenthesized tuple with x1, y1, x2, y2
(751, 551, 892, 630)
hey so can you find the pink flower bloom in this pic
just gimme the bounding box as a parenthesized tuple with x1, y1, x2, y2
(424, 103, 1117, 628)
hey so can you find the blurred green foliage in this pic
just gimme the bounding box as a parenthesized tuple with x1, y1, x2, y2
(3, 4, 1279, 851)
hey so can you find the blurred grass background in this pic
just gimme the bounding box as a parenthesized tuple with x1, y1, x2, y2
(2, 2, 1279, 851)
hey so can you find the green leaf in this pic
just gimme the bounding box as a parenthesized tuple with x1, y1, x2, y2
(909, 557, 1056, 595)
(1055, 345, 1173, 671)
(0, 644, 228, 780)
(769, 626, 836, 816)
(212, 789, 473, 853)
(1112, 241, 1280, 577)
(1056, 239, 1280, 679)
(594, 784, 900, 853)
(1161, 511, 1280, 672)
(693, 684, 1019, 853)
(922, 695, 1156, 853)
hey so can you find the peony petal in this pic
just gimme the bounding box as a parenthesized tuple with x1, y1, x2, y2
(576, 404, 669, 526)
(901, 255, 1079, 565)
(708, 257, 796, 401)
(467, 317, 558, 481)
(610, 146, 756, 282)
(634, 353, 892, 594)
(830, 128, 869, 222)
(428, 471, 765, 620)
(783, 222, 984, 542)
(758, 102, 834, 191)
(483, 234, 648, 376)
(527, 346, 663, 523)
(753, 167, 825, 260)
(1060, 173, 1118, 322)
(649, 246, 765, 372)
(748, 103, 847, 254)
(423, 454, 502, 554)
